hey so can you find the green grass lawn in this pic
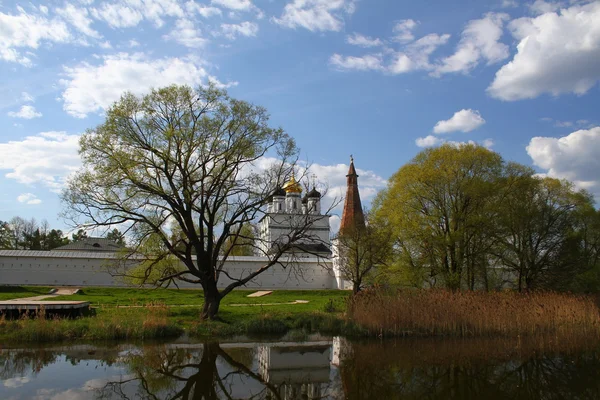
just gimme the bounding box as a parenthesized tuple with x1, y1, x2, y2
(0, 286, 353, 343)
(0, 286, 53, 301)
(50, 287, 348, 310)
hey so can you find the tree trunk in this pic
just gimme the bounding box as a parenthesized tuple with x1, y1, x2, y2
(201, 279, 221, 320)
(353, 281, 361, 294)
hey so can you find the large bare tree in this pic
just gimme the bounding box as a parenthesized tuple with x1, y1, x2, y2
(62, 84, 328, 319)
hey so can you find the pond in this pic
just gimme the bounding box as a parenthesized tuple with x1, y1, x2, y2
(2, 335, 600, 399)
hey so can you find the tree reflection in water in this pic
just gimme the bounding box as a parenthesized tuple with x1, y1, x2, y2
(97, 343, 283, 399)
(339, 337, 600, 400)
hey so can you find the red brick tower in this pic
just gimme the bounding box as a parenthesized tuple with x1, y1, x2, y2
(340, 156, 365, 233)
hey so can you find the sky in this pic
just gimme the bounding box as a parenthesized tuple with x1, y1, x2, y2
(1, 0, 599, 234)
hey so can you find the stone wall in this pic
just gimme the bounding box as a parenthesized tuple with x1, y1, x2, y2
(0, 251, 338, 290)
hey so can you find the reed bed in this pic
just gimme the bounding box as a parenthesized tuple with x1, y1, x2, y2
(348, 289, 600, 338)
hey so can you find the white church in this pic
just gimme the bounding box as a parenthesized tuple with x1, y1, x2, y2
(0, 161, 364, 290)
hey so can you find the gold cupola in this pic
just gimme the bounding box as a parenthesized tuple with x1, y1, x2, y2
(282, 173, 302, 194)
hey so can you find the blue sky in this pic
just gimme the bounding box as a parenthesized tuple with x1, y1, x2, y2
(1, 0, 599, 233)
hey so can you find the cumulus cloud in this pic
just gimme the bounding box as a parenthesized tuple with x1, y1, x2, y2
(0, 8, 71, 66)
(346, 33, 383, 48)
(433, 109, 486, 134)
(17, 193, 42, 205)
(273, 0, 356, 32)
(7, 105, 42, 119)
(59, 53, 226, 118)
(415, 135, 443, 147)
(488, 2, 600, 100)
(434, 13, 510, 76)
(527, 127, 600, 196)
(163, 19, 207, 48)
(392, 19, 418, 43)
(220, 21, 259, 39)
(0, 131, 81, 191)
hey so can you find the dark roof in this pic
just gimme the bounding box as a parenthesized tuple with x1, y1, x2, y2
(307, 187, 321, 198)
(269, 242, 331, 256)
(54, 237, 124, 252)
(273, 187, 286, 197)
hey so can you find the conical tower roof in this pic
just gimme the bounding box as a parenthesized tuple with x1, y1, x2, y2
(340, 156, 365, 233)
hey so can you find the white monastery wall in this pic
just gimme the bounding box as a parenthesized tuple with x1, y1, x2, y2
(0, 251, 338, 289)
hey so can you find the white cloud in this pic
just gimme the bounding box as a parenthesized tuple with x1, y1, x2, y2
(527, 127, 600, 196)
(416, 135, 443, 147)
(393, 19, 418, 43)
(0, 131, 81, 191)
(91, 0, 184, 29)
(55, 3, 101, 39)
(221, 21, 259, 39)
(331, 32, 451, 74)
(17, 193, 42, 205)
(501, 0, 519, 7)
(164, 19, 207, 48)
(415, 136, 492, 148)
(434, 13, 509, 76)
(273, 0, 356, 32)
(7, 105, 42, 119)
(346, 33, 383, 48)
(433, 109, 486, 134)
(488, 2, 600, 100)
(212, 0, 254, 11)
(90, 3, 143, 28)
(0, 8, 71, 66)
(128, 39, 140, 48)
(21, 92, 34, 102)
(60, 53, 224, 118)
(329, 53, 383, 72)
(528, 0, 563, 14)
(3, 376, 30, 388)
(186, 1, 222, 17)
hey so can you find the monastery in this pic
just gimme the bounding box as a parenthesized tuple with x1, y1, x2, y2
(0, 159, 365, 290)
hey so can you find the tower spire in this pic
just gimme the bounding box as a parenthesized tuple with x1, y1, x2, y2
(340, 155, 365, 233)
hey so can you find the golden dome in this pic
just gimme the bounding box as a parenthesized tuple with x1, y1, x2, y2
(282, 173, 302, 194)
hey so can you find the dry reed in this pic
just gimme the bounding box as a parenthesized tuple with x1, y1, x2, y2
(348, 289, 600, 338)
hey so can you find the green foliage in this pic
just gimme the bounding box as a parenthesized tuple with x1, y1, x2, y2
(106, 228, 126, 246)
(373, 144, 599, 292)
(62, 84, 303, 319)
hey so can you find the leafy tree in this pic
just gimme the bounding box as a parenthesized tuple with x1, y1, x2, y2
(374, 144, 503, 290)
(333, 211, 392, 293)
(220, 223, 256, 256)
(62, 84, 321, 319)
(106, 228, 126, 246)
(43, 229, 70, 250)
(71, 229, 88, 242)
(0, 221, 13, 249)
(493, 174, 593, 291)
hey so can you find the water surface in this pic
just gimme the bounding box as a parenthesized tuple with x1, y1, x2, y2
(2, 336, 599, 399)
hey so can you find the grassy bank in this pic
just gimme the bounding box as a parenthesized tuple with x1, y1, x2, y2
(0, 287, 352, 343)
(349, 289, 600, 338)
(0, 286, 54, 300)
(4, 286, 600, 344)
